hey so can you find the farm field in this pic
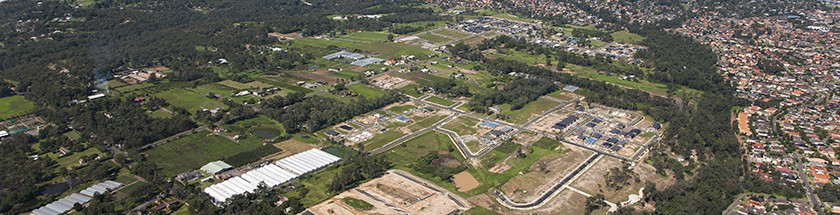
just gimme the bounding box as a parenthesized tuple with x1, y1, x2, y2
(347, 84, 387, 98)
(153, 88, 229, 113)
(145, 130, 265, 177)
(0, 96, 36, 120)
(148, 109, 173, 119)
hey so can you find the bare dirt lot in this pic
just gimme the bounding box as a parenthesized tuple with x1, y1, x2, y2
(453, 171, 480, 192)
(306, 171, 470, 215)
(568, 157, 674, 203)
(500, 144, 594, 202)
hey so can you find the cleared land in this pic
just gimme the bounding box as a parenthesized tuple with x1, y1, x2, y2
(153, 88, 228, 113)
(569, 157, 673, 203)
(145, 130, 265, 177)
(307, 172, 469, 215)
(610, 31, 646, 44)
(293, 32, 437, 59)
(0, 96, 36, 120)
(426, 95, 456, 106)
(347, 84, 387, 98)
(499, 98, 561, 125)
(499, 142, 593, 202)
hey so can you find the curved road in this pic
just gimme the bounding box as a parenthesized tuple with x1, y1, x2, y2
(494, 154, 602, 209)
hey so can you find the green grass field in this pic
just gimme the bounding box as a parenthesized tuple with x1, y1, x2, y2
(500, 98, 560, 125)
(425, 96, 456, 106)
(153, 88, 229, 113)
(435, 29, 472, 38)
(397, 83, 423, 98)
(145, 130, 265, 177)
(342, 197, 374, 210)
(148, 109, 173, 119)
(418, 33, 451, 44)
(347, 84, 387, 98)
(384, 131, 461, 167)
(293, 32, 438, 59)
(223, 115, 287, 138)
(465, 141, 553, 196)
(217, 80, 275, 90)
(565, 64, 702, 99)
(51, 147, 103, 170)
(611, 31, 646, 43)
(0, 96, 36, 120)
(114, 82, 154, 93)
(362, 130, 405, 151)
(441, 116, 480, 135)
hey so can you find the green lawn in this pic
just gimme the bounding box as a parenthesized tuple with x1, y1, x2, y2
(342, 197, 374, 210)
(52, 147, 103, 170)
(63, 130, 82, 140)
(441, 116, 480, 135)
(0, 96, 36, 120)
(148, 109, 173, 119)
(222, 115, 286, 139)
(425, 96, 456, 106)
(386, 104, 415, 114)
(153, 88, 228, 113)
(611, 31, 646, 44)
(145, 130, 265, 177)
(347, 84, 387, 98)
(500, 98, 560, 125)
(397, 83, 423, 97)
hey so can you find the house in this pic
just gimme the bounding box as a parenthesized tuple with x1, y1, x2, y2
(338, 125, 353, 131)
(59, 146, 71, 155)
(324, 130, 340, 137)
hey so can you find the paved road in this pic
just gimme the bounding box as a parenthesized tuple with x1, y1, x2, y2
(494, 154, 602, 209)
(722, 193, 748, 215)
(794, 153, 822, 209)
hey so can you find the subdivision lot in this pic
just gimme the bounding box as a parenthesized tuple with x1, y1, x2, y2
(425, 95, 456, 106)
(306, 172, 469, 215)
(568, 157, 672, 203)
(499, 142, 593, 202)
